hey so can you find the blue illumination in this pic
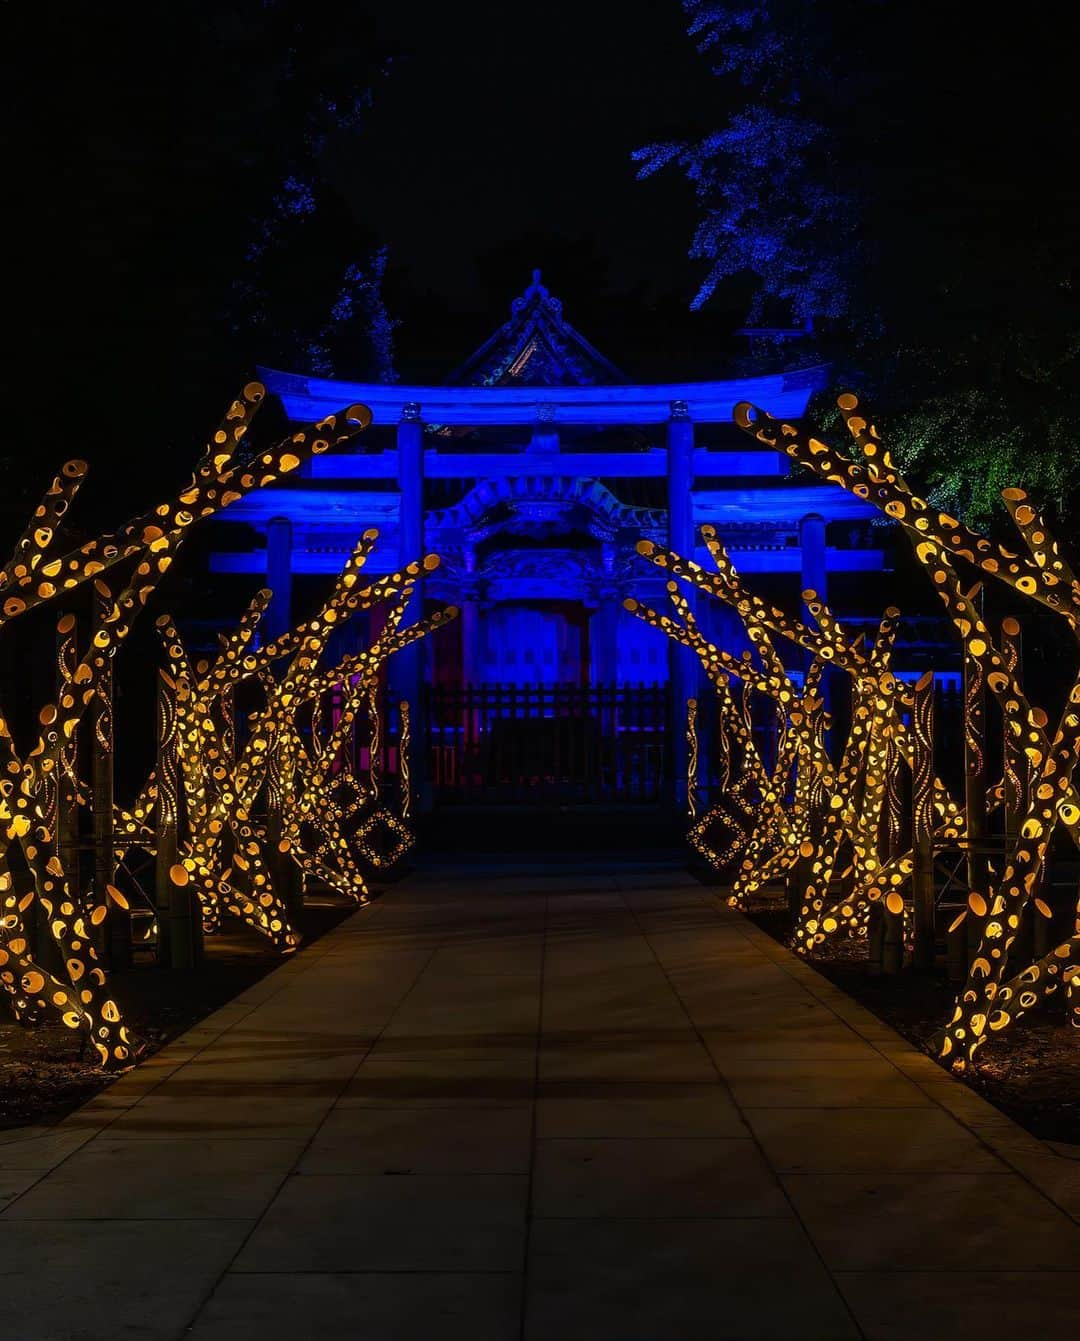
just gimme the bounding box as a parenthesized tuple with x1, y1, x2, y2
(211, 277, 905, 693)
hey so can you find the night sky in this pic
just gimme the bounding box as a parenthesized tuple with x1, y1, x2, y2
(350, 3, 714, 313)
(6, 3, 1077, 488)
(4, 2, 739, 501)
(312, 0, 751, 382)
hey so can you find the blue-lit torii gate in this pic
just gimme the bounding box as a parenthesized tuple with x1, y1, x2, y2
(208, 277, 885, 811)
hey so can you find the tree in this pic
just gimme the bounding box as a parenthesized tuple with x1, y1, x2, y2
(632, 1, 864, 324)
(221, 3, 401, 383)
(639, 2, 1080, 525)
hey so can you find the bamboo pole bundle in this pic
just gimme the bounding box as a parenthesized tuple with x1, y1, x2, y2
(0, 384, 369, 1066)
(734, 390, 1080, 1069)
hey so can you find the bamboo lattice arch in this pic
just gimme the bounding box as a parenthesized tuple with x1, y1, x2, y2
(632, 390, 1078, 1071)
(0, 385, 454, 1068)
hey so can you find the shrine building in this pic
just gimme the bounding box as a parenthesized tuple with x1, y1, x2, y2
(208, 273, 894, 811)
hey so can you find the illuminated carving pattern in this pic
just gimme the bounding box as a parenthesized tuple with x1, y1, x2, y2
(624, 591, 772, 870)
(155, 544, 454, 922)
(733, 390, 1080, 1067)
(1000, 617, 1026, 836)
(629, 536, 940, 955)
(399, 700, 412, 822)
(0, 384, 371, 1066)
(368, 680, 381, 799)
(686, 697, 699, 820)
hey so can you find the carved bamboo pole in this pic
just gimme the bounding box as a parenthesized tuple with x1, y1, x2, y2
(732, 389, 1080, 1066)
(963, 586, 989, 966)
(911, 671, 936, 970)
(154, 670, 198, 968)
(92, 598, 128, 970)
(399, 699, 412, 822)
(882, 891, 905, 975)
(55, 614, 80, 911)
(368, 678, 381, 801)
(1000, 616, 1025, 845)
(686, 697, 699, 821)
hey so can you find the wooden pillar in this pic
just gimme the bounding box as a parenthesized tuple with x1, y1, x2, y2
(530, 402, 559, 454)
(576, 604, 590, 687)
(460, 544, 481, 687)
(590, 601, 619, 688)
(799, 512, 828, 615)
(590, 543, 620, 689)
(667, 399, 695, 808)
(459, 598, 481, 686)
(787, 840, 815, 922)
(265, 516, 294, 643)
(946, 911, 968, 983)
(882, 893, 905, 975)
(265, 719, 303, 924)
(458, 539, 484, 785)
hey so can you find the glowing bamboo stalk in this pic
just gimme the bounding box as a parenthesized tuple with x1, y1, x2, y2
(732, 388, 1080, 1067)
(368, 680, 382, 801)
(686, 698, 699, 820)
(399, 700, 412, 822)
(910, 671, 936, 970)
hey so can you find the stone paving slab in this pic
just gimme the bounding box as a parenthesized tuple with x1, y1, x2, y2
(1, 862, 1077, 1339)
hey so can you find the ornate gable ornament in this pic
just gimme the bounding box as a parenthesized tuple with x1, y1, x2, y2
(448, 270, 628, 388)
(425, 474, 664, 543)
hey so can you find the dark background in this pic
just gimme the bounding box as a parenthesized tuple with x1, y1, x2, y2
(0, 0, 1076, 793)
(6, 3, 716, 485)
(4, 3, 1077, 508)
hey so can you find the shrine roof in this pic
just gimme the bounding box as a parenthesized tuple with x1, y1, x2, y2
(258, 364, 828, 427)
(448, 270, 628, 387)
(259, 271, 827, 426)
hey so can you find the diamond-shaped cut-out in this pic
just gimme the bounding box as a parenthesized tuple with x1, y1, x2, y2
(354, 807, 414, 870)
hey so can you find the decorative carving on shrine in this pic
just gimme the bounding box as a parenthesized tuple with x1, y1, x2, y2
(427, 474, 665, 540)
(448, 270, 629, 389)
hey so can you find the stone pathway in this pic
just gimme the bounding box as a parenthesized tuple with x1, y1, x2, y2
(1, 863, 1077, 1339)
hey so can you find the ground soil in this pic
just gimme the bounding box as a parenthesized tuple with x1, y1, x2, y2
(0, 894, 357, 1131)
(745, 895, 1080, 1147)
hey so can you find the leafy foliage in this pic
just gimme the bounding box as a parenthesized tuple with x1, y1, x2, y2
(642, 1, 1080, 524)
(217, 5, 399, 381)
(633, 1, 861, 321)
(882, 345, 1080, 528)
